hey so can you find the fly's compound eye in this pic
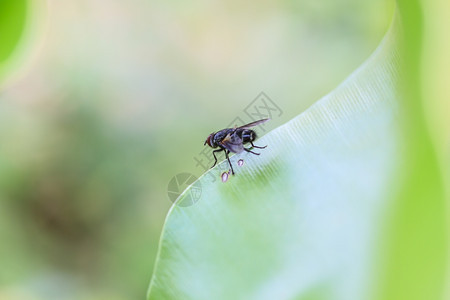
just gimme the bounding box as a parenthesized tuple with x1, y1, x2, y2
(204, 133, 214, 147)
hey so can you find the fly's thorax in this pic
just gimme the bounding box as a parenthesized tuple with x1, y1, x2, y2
(212, 128, 233, 145)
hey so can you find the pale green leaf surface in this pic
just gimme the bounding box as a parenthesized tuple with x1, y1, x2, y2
(148, 18, 401, 300)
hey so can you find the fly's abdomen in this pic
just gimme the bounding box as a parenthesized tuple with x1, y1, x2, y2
(241, 129, 256, 144)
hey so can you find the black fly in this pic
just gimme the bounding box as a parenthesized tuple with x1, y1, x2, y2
(204, 118, 269, 175)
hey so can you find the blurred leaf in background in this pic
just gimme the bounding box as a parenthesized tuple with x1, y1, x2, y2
(421, 0, 450, 294)
(0, 0, 27, 80)
(376, 0, 448, 299)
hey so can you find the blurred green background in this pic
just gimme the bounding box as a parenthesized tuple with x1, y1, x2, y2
(0, 0, 394, 299)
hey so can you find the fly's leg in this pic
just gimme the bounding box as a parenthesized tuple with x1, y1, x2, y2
(244, 148, 260, 155)
(211, 149, 223, 168)
(250, 141, 267, 149)
(225, 150, 235, 175)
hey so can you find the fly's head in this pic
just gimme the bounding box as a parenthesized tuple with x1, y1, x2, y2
(204, 133, 217, 148)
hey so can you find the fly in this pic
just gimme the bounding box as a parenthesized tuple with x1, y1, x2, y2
(204, 118, 269, 175)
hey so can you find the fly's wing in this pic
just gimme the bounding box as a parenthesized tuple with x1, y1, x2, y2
(237, 118, 270, 129)
(220, 131, 244, 153)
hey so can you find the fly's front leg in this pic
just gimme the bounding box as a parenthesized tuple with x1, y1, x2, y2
(225, 150, 235, 175)
(250, 141, 267, 149)
(211, 149, 223, 168)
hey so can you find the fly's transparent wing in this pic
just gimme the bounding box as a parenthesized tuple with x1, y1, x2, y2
(220, 132, 244, 153)
(237, 118, 270, 129)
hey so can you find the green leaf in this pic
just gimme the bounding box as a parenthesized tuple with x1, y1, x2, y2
(0, 1, 26, 63)
(148, 16, 403, 300)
